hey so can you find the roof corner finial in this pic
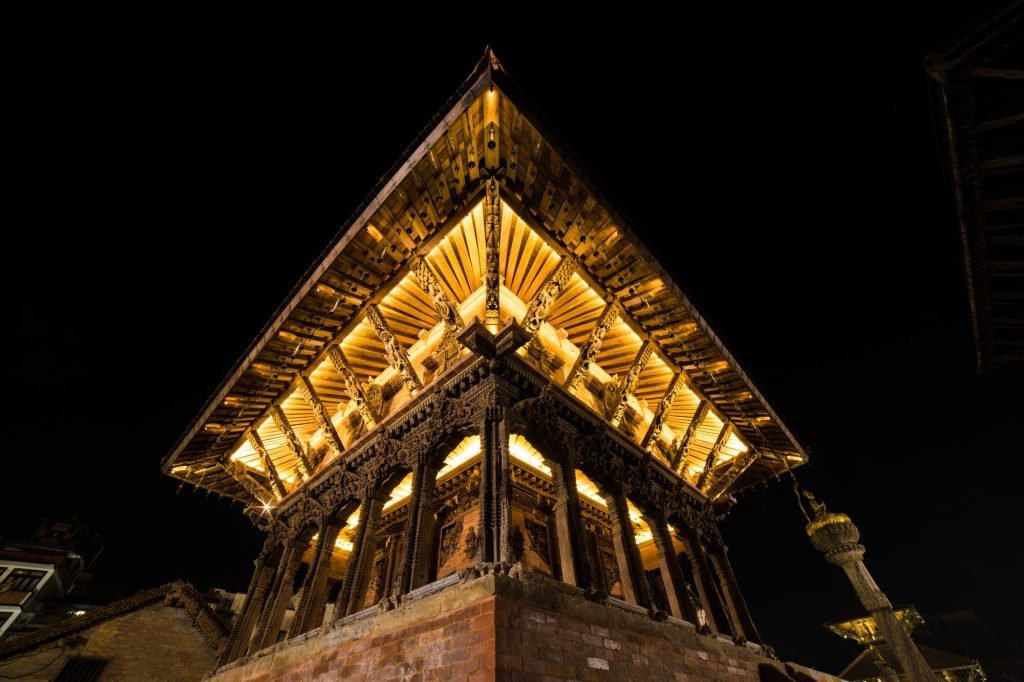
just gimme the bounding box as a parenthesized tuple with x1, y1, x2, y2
(486, 45, 504, 73)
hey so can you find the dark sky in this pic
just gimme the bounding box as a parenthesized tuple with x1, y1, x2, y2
(5, 3, 1021, 674)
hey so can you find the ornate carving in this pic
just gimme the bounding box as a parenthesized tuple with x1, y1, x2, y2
(641, 372, 684, 451)
(564, 302, 619, 391)
(270, 406, 313, 480)
(707, 448, 761, 501)
(366, 304, 423, 393)
(438, 516, 465, 568)
(464, 526, 478, 558)
(247, 430, 286, 500)
(297, 375, 344, 458)
(601, 549, 621, 592)
(509, 525, 525, 562)
(697, 425, 732, 491)
(524, 518, 550, 566)
(671, 400, 709, 473)
(410, 256, 464, 334)
(521, 255, 577, 337)
(327, 345, 378, 429)
(484, 178, 501, 329)
(223, 458, 275, 506)
(609, 341, 652, 426)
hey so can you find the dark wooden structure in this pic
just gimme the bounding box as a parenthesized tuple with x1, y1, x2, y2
(161, 51, 814, 674)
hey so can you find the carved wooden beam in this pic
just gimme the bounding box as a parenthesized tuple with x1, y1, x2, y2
(697, 425, 732, 491)
(641, 372, 685, 451)
(409, 256, 464, 334)
(222, 458, 275, 506)
(484, 177, 501, 330)
(564, 301, 619, 392)
(671, 400, 709, 473)
(327, 345, 378, 430)
(270, 406, 314, 480)
(297, 375, 345, 457)
(610, 340, 652, 426)
(365, 304, 423, 393)
(246, 430, 286, 500)
(521, 255, 577, 338)
(708, 449, 762, 501)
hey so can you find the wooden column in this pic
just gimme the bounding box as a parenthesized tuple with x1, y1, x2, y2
(550, 458, 593, 590)
(289, 523, 341, 637)
(478, 406, 512, 563)
(252, 536, 303, 647)
(646, 515, 699, 623)
(250, 541, 303, 652)
(336, 490, 388, 619)
(680, 530, 730, 636)
(707, 545, 761, 643)
(218, 554, 273, 665)
(395, 458, 439, 596)
(603, 489, 652, 609)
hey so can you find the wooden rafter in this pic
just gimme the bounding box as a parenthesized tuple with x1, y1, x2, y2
(246, 430, 285, 500)
(609, 340, 652, 426)
(270, 406, 313, 480)
(484, 178, 501, 329)
(296, 376, 344, 459)
(327, 345, 377, 430)
(365, 304, 423, 393)
(697, 425, 732, 492)
(641, 372, 685, 451)
(671, 400, 709, 473)
(521, 255, 577, 338)
(564, 302, 619, 391)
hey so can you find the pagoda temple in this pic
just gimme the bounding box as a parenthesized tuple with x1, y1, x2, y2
(163, 51, 840, 681)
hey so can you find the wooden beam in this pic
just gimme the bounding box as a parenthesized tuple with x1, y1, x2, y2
(246, 430, 285, 500)
(671, 400, 708, 473)
(222, 458, 275, 506)
(409, 255, 465, 333)
(296, 376, 345, 458)
(610, 340, 652, 426)
(484, 177, 501, 330)
(521, 255, 577, 337)
(365, 304, 423, 393)
(697, 425, 732, 492)
(970, 67, 1024, 80)
(269, 406, 314, 480)
(641, 372, 685, 451)
(327, 345, 378, 430)
(564, 301, 619, 391)
(708, 449, 762, 501)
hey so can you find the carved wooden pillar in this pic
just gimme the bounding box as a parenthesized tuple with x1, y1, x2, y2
(218, 553, 273, 665)
(603, 489, 653, 609)
(250, 540, 303, 652)
(290, 523, 341, 637)
(550, 457, 593, 590)
(680, 529, 730, 636)
(336, 489, 388, 619)
(252, 536, 303, 647)
(395, 457, 440, 596)
(707, 545, 761, 643)
(646, 515, 699, 623)
(478, 406, 511, 564)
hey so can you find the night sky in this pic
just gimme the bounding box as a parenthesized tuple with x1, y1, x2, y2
(5, 3, 1021, 673)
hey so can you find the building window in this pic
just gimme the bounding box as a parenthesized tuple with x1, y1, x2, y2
(54, 657, 108, 682)
(0, 569, 47, 593)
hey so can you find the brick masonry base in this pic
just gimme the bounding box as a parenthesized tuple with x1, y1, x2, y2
(210, 571, 843, 682)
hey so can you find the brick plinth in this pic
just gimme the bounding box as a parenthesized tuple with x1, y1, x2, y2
(210, 571, 842, 682)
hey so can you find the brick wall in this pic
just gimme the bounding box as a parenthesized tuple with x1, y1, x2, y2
(0, 603, 219, 681)
(211, 571, 843, 682)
